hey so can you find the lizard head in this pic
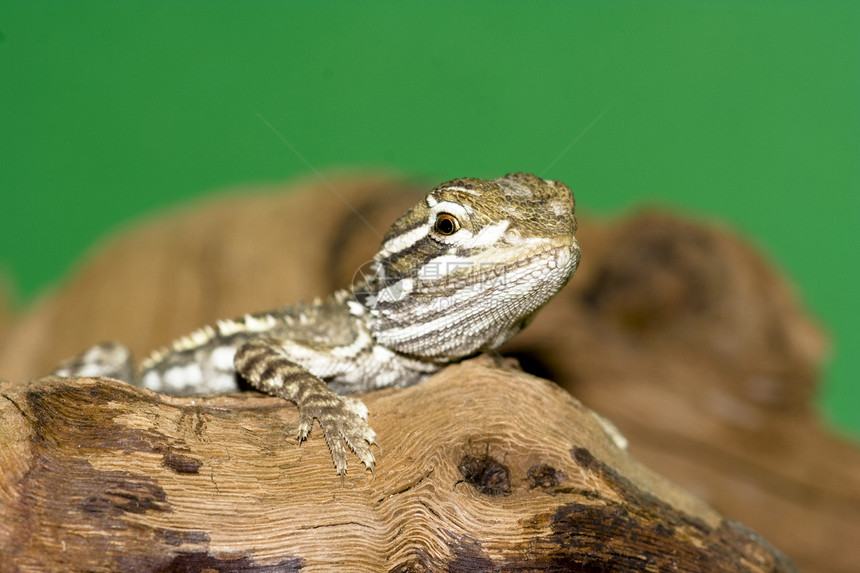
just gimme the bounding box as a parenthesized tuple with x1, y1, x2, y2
(357, 173, 580, 361)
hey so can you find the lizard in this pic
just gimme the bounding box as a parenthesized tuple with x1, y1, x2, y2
(54, 172, 581, 476)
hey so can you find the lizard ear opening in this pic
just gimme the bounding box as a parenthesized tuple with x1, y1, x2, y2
(433, 213, 460, 236)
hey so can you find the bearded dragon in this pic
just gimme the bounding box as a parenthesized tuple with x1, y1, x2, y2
(55, 173, 581, 476)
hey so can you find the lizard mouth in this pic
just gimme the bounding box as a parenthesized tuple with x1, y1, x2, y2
(369, 240, 579, 360)
(412, 241, 578, 295)
(358, 235, 579, 312)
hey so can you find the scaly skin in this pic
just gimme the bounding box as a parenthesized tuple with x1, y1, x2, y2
(56, 173, 580, 476)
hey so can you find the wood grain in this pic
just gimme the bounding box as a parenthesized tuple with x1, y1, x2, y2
(0, 357, 793, 572)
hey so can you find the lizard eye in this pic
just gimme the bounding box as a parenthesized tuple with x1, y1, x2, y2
(434, 213, 459, 236)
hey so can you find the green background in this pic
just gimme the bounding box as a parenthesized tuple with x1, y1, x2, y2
(1, 1, 858, 438)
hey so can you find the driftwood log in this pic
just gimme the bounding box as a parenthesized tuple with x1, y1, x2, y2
(1, 358, 794, 572)
(1, 173, 857, 571)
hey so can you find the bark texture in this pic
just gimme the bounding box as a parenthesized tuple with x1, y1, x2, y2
(1, 173, 856, 571)
(1, 358, 793, 572)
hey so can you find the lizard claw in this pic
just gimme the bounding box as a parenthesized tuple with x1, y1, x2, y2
(296, 411, 314, 443)
(299, 395, 377, 476)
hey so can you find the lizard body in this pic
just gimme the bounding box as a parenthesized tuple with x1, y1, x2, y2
(55, 173, 580, 475)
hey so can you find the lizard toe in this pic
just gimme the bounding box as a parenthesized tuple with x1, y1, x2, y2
(341, 396, 370, 420)
(318, 421, 349, 475)
(311, 398, 377, 475)
(296, 411, 314, 442)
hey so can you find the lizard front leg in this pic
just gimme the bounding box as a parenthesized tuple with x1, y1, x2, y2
(234, 338, 378, 476)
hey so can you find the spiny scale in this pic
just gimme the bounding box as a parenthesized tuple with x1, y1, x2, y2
(140, 313, 279, 370)
(54, 173, 581, 477)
